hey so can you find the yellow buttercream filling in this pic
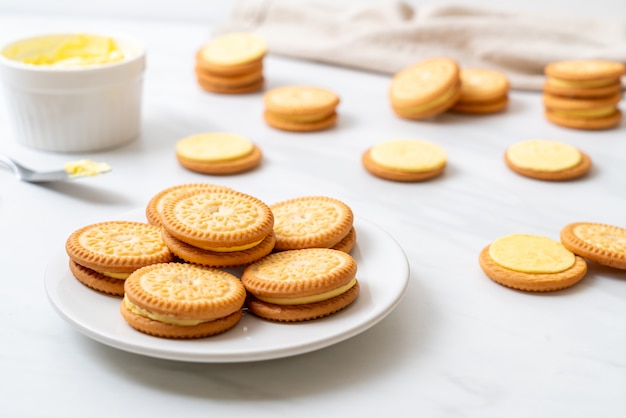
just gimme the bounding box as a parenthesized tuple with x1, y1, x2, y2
(506, 139, 581, 172)
(64, 159, 111, 177)
(3, 34, 125, 67)
(489, 234, 575, 274)
(399, 84, 459, 113)
(370, 139, 447, 171)
(256, 278, 357, 305)
(201, 32, 266, 66)
(123, 296, 212, 326)
(550, 106, 616, 118)
(97, 270, 131, 280)
(547, 77, 617, 88)
(176, 133, 253, 162)
(197, 238, 264, 252)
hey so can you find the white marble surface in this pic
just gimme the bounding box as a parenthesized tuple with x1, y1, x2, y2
(0, 9, 625, 418)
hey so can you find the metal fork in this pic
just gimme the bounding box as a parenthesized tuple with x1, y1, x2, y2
(0, 154, 111, 183)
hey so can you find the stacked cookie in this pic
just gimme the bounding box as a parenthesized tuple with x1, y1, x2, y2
(389, 57, 462, 119)
(66, 221, 174, 296)
(158, 187, 276, 268)
(543, 60, 625, 130)
(450, 68, 509, 114)
(175, 132, 263, 175)
(242, 248, 360, 322)
(195, 32, 266, 94)
(270, 196, 356, 252)
(263, 86, 340, 132)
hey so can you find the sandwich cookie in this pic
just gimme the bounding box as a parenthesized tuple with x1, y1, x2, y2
(543, 60, 625, 99)
(270, 196, 355, 252)
(389, 57, 462, 120)
(241, 248, 360, 322)
(543, 93, 622, 130)
(145, 182, 232, 227)
(362, 138, 447, 182)
(479, 234, 587, 292)
(263, 86, 340, 132)
(160, 188, 275, 267)
(504, 139, 591, 181)
(195, 32, 266, 94)
(121, 262, 246, 338)
(66, 221, 174, 296)
(176, 132, 262, 175)
(560, 222, 626, 270)
(450, 68, 509, 114)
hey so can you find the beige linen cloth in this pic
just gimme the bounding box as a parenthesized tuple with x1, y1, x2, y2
(216, 0, 626, 91)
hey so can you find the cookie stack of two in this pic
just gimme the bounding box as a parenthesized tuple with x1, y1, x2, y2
(158, 188, 276, 268)
(543, 60, 626, 130)
(195, 32, 266, 94)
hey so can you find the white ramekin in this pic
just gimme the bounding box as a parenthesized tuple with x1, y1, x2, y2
(0, 34, 146, 153)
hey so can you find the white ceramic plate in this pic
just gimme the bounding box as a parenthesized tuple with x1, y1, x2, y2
(45, 213, 410, 363)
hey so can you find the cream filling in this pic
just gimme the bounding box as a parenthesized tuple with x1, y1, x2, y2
(547, 77, 617, 88)
(123, 296, 213, 326)
(176, 133, 253, 162)
(64, 159, 111, 177)
(399, 84, 459, 113)
(370, 139, 447, 171)
(197, 238, 264, 252)
(256, 278, 357, 305)
(549, 106, 616, 118)
(98, 270, 131, 280)
(3, 34, 126, 67)
(506, 139, 581, 172)
(489, 234, 575, 274)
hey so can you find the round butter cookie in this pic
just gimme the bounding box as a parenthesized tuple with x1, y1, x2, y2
(176, 132, 262, 175)
(195, 32, 266, 94)
(270, 196, 354, 251)
(362, 138, 447, 182)
(121, 263, 246, 338)
(66, 221, 174, 296)
(479, 234, 587, 292)
(263, 86, 340, 132)
(146, 183, 232, 227)
(545, 108, 622, 130)
(544, 60, 626, 83)
(389, 57, 462, 119)
(504, 139, 591, 181)
(241, 248, 360, 322)
(160, 188, 275, 267)
(450, 68, 509, 114)
(560, 222, 626, 270)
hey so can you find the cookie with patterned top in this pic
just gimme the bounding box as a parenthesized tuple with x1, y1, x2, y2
(65, 221, 174, 296)
(145, 183, 232, 227)
(120, 262, 246, 338)
(159, 188, 275, 267)
(270, 196, 354, 252)
(242, 248, 360, 322)
(560, 222, 626, 270)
